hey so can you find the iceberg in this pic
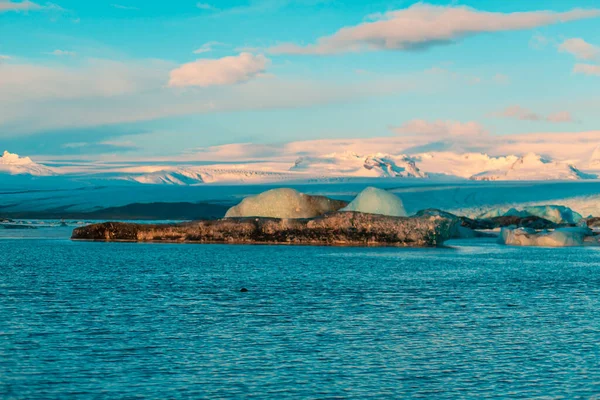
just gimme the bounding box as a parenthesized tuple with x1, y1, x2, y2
(224, 188, 347, 219)
(479, 205, 582, 225)
(341, 187, 407, 217)
(500, 227, 593, 247)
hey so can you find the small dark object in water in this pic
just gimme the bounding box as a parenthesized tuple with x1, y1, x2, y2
(240, 288, 249, 293)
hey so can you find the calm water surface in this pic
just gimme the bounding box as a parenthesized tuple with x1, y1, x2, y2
(2, 227, 600, 398)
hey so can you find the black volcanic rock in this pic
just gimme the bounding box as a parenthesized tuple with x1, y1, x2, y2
(72, 212, 459, 248)
(490, 215, 558, 229)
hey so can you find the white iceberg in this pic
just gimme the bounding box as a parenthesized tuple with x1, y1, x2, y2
(224, 188, 346, 219)
(500, 227, 593, 247)
(479, 205, 582, 225)
(341, 187, 407, 217)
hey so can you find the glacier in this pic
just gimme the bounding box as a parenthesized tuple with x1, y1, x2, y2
(341, 187, 407, 217)
(224, 188, 347, 219)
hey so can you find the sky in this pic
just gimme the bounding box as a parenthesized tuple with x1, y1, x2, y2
(1, 0, 600, 159)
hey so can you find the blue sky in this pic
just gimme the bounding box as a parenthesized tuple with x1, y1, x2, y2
(1, 0, 600, 158)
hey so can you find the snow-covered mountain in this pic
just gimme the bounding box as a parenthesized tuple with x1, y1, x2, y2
(2, 146, 598, 185)
(292, 152, 427, 178)
(122, 166, 298, 185)
(0, 151, 55, 176)
(471, 153, 595, 181)
(589, 145, 600, 169)
(414, 152, 519, 179)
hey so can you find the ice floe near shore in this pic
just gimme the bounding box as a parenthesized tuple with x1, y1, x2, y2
(479, 205, 583, 225)
(500, 227, 596, 247)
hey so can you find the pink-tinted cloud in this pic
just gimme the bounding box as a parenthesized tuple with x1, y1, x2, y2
(495, 105, 542, 121)
(0, 0, 41, 12)
(395, 119, 488, 137)
(193, 41, 224, 54)
(574, 63, 600, 76)
(547, 111, 575, 123)
(270, 4, 600, 55)
(168, 53, 269, 88)
(0, 0, 60, 12)
(559, 38, 600, 60)
(493, 105, 574, 123)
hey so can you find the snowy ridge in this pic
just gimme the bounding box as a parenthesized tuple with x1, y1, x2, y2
(2, 145, 599, 185)
(292, 152, 426, 178)
(471, 153, 594, 181)
(123, 167, 299, 185)
(589, 145, 600, 168)
(0, 151, 55, 176)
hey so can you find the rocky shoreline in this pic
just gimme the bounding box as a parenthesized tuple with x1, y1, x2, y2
(71, 212, 459, 247)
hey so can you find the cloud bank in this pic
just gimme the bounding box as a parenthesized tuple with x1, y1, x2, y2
(270, 4, 600, 55)
(168, 53, 269, 88)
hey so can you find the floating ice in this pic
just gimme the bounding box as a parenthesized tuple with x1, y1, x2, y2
(500, 227, 593, 247)
(341, 187, 407, 217)
(480, 205, 582, 225)
(224, 188, 347, 219)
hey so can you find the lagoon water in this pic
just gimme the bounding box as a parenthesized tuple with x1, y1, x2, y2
(2, 227, 600, 398)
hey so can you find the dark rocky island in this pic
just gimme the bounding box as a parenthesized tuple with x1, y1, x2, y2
(71, 212, 459, 247)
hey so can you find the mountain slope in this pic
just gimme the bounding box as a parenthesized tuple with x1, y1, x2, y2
(291, 152, 427, 178)
(471, 153, 595, 181)
(0, 151, 55, 176)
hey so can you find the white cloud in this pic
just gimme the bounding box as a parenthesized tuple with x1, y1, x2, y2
(492, 105, 574, 123)
(573, 64, 600, 76)
(559, 38, 600, 60)
(168, 53, 269, 88)
(0, 55, 12, 60)
(547, 111, 575, 123)
(196, 2, 215, 10)
(395, 120, 488, 137)
(47, 49, 77, 57)
(0, 59, 172, 102)
(493, 73, 510, 85)
(111, 4, 140, 10)
(494, 105, 542, 121)
(529, 33, 549, 50)
(0, 56, 413, 134)
(193, 41, 224, 54)
(270, 4, 600, 55)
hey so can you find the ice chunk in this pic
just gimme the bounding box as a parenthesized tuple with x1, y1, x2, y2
(480, 205, 582, 225)
(341, 187, 407, 217)
(500, 227, 592, 247)
(225, 188, 347, 219)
